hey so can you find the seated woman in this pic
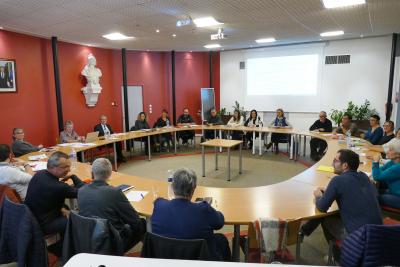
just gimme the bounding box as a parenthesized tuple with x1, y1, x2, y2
(266, 108, 292, 154)
(204, 108, 223, 140)
(244, 109, 263, 149)
(153, 109, 173, 151)
(226, 109, 244, 141)
(151, 168, 231, 261)
(372, 139, 400, 209)
(363, 115, 383, 145)
(60, 120, 84, 143)
(11, 128, 43, 157)
(130, 112, 151, 154)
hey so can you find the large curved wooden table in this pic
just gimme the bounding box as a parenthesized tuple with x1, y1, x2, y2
(21, 126, 377, 262)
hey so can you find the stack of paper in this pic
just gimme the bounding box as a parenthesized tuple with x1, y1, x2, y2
(126, 191, 148, 202)
(29, 161, 47, 171)
(28, 154, 47, 161)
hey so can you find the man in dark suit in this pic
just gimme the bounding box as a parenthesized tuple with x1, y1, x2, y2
(0, 66, 10, 88)
(78, 158, 146, 251)
(93, 115, 126, 162)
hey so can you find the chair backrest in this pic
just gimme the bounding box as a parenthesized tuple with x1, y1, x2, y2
(0, 185, 22, 207)
(141, 232, 209, 260)
(341, 224, 400, 267)
(62, 211, 123, 264)
(0, 197, 48, 267)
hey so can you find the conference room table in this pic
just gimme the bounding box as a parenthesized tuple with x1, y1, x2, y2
(20, 127, 378, 262)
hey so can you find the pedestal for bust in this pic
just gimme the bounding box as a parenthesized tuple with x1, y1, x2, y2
(81, 85, 102, 107)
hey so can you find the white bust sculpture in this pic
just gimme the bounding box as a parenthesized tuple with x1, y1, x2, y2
(81, 54, 102, 107)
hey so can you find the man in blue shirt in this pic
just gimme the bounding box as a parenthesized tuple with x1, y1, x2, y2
(151, 168, 231, 261)
(301, 149, 382, 261)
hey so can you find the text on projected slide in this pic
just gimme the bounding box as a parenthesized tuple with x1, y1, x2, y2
(247, 54, 319, 96)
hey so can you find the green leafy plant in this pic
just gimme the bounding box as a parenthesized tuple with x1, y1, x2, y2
(330, 100, 378, 126)
(217, 107, 226, 116)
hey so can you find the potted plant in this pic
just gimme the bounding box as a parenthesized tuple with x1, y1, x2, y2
(330, 100, 378, 130)
(232, 101, 247, 119)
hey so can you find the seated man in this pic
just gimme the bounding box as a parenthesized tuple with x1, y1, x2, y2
(204, 108, 223, 140)
(301, 149, 382, 261)
(151, 168, 231, 261)
(25, 151, 84, 256)
(0, 144, 34, 201)
(333, 113, 359, 137)
(372, 139, 400, 209)
(78, 158, 146, 251)
(309, 111, 332, 161)
(94, 115, 126, 162)
(177, 108, 195, 145)
(11, 128, 43, 157)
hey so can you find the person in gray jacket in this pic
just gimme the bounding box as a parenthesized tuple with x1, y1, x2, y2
(11, 128, 43, 157)
(78, 158, 146, 251)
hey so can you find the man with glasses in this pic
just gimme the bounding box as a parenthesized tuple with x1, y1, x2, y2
(300, 149, 382, 261)
(11, 128, 43, 157)
(25, 151, 84, 256)
(309, 111, 332, 161)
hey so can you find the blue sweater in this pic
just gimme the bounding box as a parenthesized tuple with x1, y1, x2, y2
(365, 127, 383, 145)
(151, 198, 224, 240)
(151, 198, 225, 259)
(372, 161, 400, 196)
(316, 170, 382, 233)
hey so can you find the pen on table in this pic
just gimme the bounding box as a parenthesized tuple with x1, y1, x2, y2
(141, 193, 145, 199)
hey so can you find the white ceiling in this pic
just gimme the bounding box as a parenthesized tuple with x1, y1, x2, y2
(0, 0, 399, 51)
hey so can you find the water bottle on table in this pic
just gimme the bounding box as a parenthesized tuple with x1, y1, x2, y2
(345, 130, 352, 148)
(167, 169, 174, 200)
(69, 148, 78, 171)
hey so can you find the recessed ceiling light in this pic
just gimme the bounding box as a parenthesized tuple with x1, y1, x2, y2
(320, 30, 344, 37)
(193, 17, 223, 27)
(102, 32, 133, 40)
(204, 44, 221, 49)
(255, 38, 276, 44)
(172, 34, 176, 38)
(322, 0, 365, 9)
(156, 29, 160, 33)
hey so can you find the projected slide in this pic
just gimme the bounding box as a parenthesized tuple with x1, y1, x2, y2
(247, 54, 319, 96)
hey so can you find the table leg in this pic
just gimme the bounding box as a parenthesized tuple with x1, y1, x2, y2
(215, 146, 218, 170)
(290, 134, 294, 160)
(147, 136, 151, 161)
(219, 129, 222, 152)
(174, 131, 177, 154)
(252, 131, 255, 155)
(113, 142, 118, 170)
(303, 135, 307, 157)
(232, 224, 240, 262)
(227, 147, 231, 181)
(202, 145, 205, 177)
(81, 151, 85, 163)
(239, 143, 242, 174)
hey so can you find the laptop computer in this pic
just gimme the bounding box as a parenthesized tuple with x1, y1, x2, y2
(85, 131, 99, 143)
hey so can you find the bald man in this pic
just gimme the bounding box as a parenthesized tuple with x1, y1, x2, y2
(94, 115, 126, 162)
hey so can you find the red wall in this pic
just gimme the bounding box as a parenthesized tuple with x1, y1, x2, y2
(0, 29, 220, 147)
(0, 30, 57, 147)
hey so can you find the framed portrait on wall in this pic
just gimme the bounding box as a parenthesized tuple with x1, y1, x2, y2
(0, 59, 17, 92)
